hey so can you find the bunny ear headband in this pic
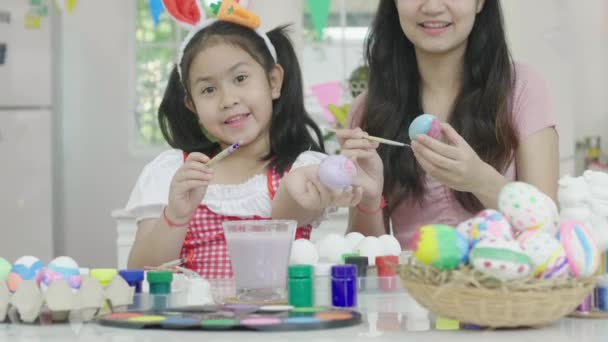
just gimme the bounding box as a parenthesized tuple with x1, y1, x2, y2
(162, 0, 277, 83)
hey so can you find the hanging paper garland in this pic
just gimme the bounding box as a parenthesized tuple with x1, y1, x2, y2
(307, 0, 331, 41)
(149, 0, 165, 26)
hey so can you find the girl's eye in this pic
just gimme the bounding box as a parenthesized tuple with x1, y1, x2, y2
(235, 75, 248, 83)
(202, 86, 215, 94)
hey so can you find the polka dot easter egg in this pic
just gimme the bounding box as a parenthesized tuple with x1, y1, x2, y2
(318, 155, 357, 190)
(408, 114, 442, 140)
(468, 209, 514, 246)
(7, 256, 44, 292)
(469, 239, 532, 281)
(410, 224, 469, 270)
(558, 220, 600, 279)
(518, 230, 569, 279)
(39, 256, 82, 292)
(498, 182, 554, 232)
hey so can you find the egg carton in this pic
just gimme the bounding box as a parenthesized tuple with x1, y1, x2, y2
(0, 274, 134, 324)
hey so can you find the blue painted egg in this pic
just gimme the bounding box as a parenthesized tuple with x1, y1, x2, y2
(408, 114, 442, 140)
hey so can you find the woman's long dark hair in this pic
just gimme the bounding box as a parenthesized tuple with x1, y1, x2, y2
(159, 22, 324, 175)
(362, 0, 517, 213)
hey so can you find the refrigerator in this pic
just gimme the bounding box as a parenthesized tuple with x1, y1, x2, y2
(0, 0, 54, 262)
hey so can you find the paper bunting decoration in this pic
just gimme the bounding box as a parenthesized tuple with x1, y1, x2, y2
(66, 0, 77, 13)
(53, 0, 77, 13)
(311, 81, 343, 124)
(307, 0, 331, 40)
(149, 0, 165, 27)
(328, 104, 350, 128)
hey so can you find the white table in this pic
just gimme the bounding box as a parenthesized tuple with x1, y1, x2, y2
(1, 317, 606, 342)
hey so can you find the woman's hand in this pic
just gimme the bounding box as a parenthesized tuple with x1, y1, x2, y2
(335, 128, 384, 206)
(166, 152, 214, 223)
(411, 122, 501, 193)
(283, 165, 363, 210)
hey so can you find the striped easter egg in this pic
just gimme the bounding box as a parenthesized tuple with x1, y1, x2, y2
(470, 239, 532, 281)
(558, 220, 600, 278)
(411, 224, 469, 270)
(518, 230, 569, 279)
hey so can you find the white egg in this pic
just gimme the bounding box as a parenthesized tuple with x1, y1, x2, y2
(40, 256, 81, 292)
(378, 234, 402, 256)
(456, 218, 474, 239)
(355, 236, 382, 266)
(289, 239, 319, 265)
(344, 232, 365, 253)
(317, 234, 349, 264)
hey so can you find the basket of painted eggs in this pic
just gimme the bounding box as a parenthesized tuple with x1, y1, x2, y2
(399, 181, 600, 328)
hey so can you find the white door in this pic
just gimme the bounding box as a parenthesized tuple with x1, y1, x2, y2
(0, 110, 53, 261)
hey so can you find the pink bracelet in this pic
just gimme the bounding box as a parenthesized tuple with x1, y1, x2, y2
(162, 207, 190, 227)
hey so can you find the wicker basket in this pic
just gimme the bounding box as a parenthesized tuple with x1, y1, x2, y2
(399, 263, 597, 328)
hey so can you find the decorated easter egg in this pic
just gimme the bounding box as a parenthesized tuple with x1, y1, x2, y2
(355, 236, 382, 266)
(468, 209, 513, 245)
(498, 182, 554, 232)
(410, 224, 469, 270)
(469, 239, 532, 281)
(408, 113, 442, 140)
(456, 218, 474, 239)
(558, 220, 600, 278)
(518, 230, 569, 279)
(318, 155, 357, 190)
(345, 232, 365, 252)
(0, 257, 11, 281)
(378, 234, 402, 256)
(39, 256, 82, 291)
(317, 233, 349, 264)
(7, 256, 44, 292)
(290, 239, 319, 265)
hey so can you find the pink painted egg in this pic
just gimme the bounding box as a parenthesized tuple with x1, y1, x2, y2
(318, 155, 357, 190)
(558, 220, 600, 278)
(518, 230, 569, 279)
(469, 209, 514, 246)
(498, 182, 553, 232)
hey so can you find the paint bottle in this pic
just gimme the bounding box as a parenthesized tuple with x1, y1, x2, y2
(90, 268, 118, 287)
(435, 317, 460, 330)
(331, 264, 357, 308)
(118, 269, 145, 293)
(376, 255, 399, 292)
(147, 271, 173, 311)
(596, 275, 608, 312)
(288, 265, 313, 307)
(345, 256, 368, 291)
(314, 262, 334, 306)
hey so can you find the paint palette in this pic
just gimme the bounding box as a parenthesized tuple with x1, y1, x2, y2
(97, 304, 362, 331)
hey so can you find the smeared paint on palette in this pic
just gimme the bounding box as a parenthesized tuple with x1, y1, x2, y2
(97, 305, 362, 331)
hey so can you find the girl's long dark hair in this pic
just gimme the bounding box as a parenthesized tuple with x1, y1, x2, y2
(362, 0, 517, 213)
(159, 22, 324, 175)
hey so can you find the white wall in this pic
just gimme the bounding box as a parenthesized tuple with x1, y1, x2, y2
(56, 0, 143, 267)
(502, 0, 608, 174)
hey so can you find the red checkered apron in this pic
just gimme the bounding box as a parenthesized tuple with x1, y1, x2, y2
(179, 153, 312, 279)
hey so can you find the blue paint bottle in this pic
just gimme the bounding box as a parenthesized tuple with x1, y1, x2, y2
(118, 269, 145, 293)
(331, 264, 357, 308)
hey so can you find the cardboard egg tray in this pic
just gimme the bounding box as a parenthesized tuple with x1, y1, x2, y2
(0, 275, 134, 324)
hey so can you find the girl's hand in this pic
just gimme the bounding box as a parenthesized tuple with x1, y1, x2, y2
(335, 128, 384, 203)
(411, 122, 495, 193)
(166, 152, 214, 223)
(283, 165, 363, 210)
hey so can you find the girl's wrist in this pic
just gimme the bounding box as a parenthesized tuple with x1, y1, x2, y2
(163, 205, 191, 227)
(473, 163, 509, 202)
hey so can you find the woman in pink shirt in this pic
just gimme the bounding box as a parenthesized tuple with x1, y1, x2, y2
(337, 0, 559, 249)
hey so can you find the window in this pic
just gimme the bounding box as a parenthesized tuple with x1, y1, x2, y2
(133, 0, 379, 148)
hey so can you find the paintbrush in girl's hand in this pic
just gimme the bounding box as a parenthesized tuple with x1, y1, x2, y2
(207, 142, 241, 166)
(324, 127, 410, 147)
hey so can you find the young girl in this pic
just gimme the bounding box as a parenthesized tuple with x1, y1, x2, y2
(126, 0, 362, 278)
(337, 0, 559, 248)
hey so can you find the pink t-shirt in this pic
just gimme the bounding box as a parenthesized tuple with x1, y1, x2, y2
(347, 62, 557, 249)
